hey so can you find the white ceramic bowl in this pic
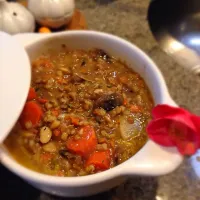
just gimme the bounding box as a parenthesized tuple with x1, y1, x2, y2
(1, 31, 183, 197)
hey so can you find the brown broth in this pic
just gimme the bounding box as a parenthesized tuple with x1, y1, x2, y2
(5, 48, 154, 177)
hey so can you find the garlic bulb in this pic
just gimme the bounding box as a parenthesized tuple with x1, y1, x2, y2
(0, 0, 35, 34)
(28, 0, 75, 28)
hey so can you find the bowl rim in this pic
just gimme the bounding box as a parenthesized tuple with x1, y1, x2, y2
(1, 30, 180, 186)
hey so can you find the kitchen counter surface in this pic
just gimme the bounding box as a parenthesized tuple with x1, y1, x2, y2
(1, 0, 200, 199)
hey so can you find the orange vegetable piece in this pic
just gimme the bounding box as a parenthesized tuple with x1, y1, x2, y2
(130, 105, 142, 113)
(123, 98, 128, 106)
(32, 57, 53, 69)
(52, 109, 60, 117)
(20, 101, 43, 128)
(57, 78, 64, 84)
(66, 125, 97, 157)
(57, 171, 65, 177)
(86, 151, 111, 170)
(27, 87, 37, 101)
(119, 75, 128, 84)
(33, 58, 53, 68)
(110, 139, 115, 149)
(53, 129, 61, 137)
(40, 153, 53, 162)
(138, 79, 144, 88)
(39, 27, 51, 33)
(70, 116, 80, 126)
(38, 98, 48, 104)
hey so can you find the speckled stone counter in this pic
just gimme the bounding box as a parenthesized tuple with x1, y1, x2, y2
(1, 0, 200, 199)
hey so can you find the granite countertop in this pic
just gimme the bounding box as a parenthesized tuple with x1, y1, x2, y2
(1, 0, 200, 199)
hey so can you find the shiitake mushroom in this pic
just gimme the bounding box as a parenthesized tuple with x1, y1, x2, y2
(95, 93, 124, 111)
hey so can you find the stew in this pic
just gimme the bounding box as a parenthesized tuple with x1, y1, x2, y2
(5, 48, 153, 176)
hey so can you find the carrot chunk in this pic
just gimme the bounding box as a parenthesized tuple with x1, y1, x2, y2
(40, 153, 53, 162)
(53, 129, 61, 137)
(123, 98, 128, 106)
(51, 109, 60, 117)
(70, 116, 80, 126)
(20, 101, 43, 128)
(130, 104, 142, 113)
(86, 151, 111, 170)
(38, 98, 48, 104)
(27, 87, 37, 101)
(66, 125, 97, 157)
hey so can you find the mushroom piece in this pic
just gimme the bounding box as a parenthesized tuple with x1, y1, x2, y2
(73, 73, 94, 82)
(95, 49, 112, 63)
(95, 93, 124, 112)
(59, 150, 82, 163)
(59, 150, 76, 159)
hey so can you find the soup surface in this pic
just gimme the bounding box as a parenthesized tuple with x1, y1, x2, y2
(5, 48, 153, 176)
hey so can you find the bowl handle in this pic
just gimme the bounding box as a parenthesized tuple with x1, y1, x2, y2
(122, 140, 183, 176)
(121, 96, 183, 176)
